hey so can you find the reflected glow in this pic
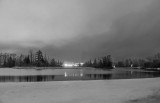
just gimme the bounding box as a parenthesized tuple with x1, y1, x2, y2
(64, 73, 84, 77)
(80, 73, 83, 77)
(64, 72, 67, 77)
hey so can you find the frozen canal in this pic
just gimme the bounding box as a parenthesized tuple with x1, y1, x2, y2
(0, 68, 159, 82)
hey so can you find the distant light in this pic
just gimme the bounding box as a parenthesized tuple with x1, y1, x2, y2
(63, 62, 84, 67)
(63, 63, 74, 67)
(80, 63, 84, 65)
(73, 63, 78, 67)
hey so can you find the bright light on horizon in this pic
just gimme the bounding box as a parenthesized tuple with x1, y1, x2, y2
(63, 63, 74, 67)
(63, 62, 84, 67)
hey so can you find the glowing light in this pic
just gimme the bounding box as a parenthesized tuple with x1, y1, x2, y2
(63, 63, 74, 67)
(63, 62, 84, 67)
(80, 73, 83, 77)
(64, 72, 67, 77)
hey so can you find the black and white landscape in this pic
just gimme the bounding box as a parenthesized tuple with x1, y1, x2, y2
(0, 0, 160, 103)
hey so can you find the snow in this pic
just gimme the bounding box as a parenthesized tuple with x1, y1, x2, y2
(0, 78, 160, 103)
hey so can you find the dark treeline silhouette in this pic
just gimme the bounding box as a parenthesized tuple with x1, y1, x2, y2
(115, 58, 145, 68)
(1, 51, 160, 69)
(116, 53, 160, 69)
(0, 50, 63, 68)
(83, 55, 113, 69)
(84, 53, 160, 70)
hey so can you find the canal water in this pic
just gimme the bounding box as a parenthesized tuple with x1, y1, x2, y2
(0, 68, 159, 82)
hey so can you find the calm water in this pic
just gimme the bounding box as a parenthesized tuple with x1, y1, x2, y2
(0, 68, 159, 82)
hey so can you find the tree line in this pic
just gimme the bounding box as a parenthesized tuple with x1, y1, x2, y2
(83, 55, 113, 69)
(83, 53, 160, 69)
(0, 50, 63, 68)
(1, 51, 160, 69)
(115, 53, 160, 68)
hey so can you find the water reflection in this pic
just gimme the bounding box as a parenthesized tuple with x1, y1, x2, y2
(0, 75, 55, 82)
(64, 72, 83, 77)
(0, 71, 159, 82)
(84, 74, 112, 80)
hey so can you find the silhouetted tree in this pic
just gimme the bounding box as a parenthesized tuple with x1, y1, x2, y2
(84, 55, 113, 69)
(35, 50, 44, 67)
(23, 55, 30, 66)
(93, 59, 97, 68)
(50, 58, 56, 67)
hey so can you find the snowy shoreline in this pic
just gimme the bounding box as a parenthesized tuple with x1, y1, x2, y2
(0, 78, 160, 103)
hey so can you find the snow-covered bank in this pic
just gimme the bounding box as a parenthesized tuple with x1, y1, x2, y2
(0, 78, 160, 103)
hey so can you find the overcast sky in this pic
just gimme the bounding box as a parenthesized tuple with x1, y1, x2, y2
(0, 0, 160, 62)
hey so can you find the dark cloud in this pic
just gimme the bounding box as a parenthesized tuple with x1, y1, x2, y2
(47, 0, 160, 61)
(0, 0, 159, 62)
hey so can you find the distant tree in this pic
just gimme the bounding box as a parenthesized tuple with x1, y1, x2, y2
(23, 55, 30, 66)
(101, 55, 112, 69)
(8, 57, 15, 67)
(106, 55, 112, 68)
(35, 50, 44, 67)
(19, 54, 25, 66)
(84, 55, 113, 69)
(56, 60, 63, 67)
(43, 53, 49, 67)
(29, 49, 34, 65)
(98, 59, 103, 68)
(50, 58, 56, 67)
(93, 58, 97, 68)
(116, 61, 125, 67)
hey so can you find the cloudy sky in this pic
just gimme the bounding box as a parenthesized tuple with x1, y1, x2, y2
(0, 0, 160, 62)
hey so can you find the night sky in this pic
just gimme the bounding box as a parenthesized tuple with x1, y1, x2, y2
(0, 0, 160, 62)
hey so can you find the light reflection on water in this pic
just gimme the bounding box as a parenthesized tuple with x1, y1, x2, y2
(0, 69, 159, 82)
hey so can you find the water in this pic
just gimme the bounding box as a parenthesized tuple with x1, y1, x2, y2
(0, 68, 159, 82)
